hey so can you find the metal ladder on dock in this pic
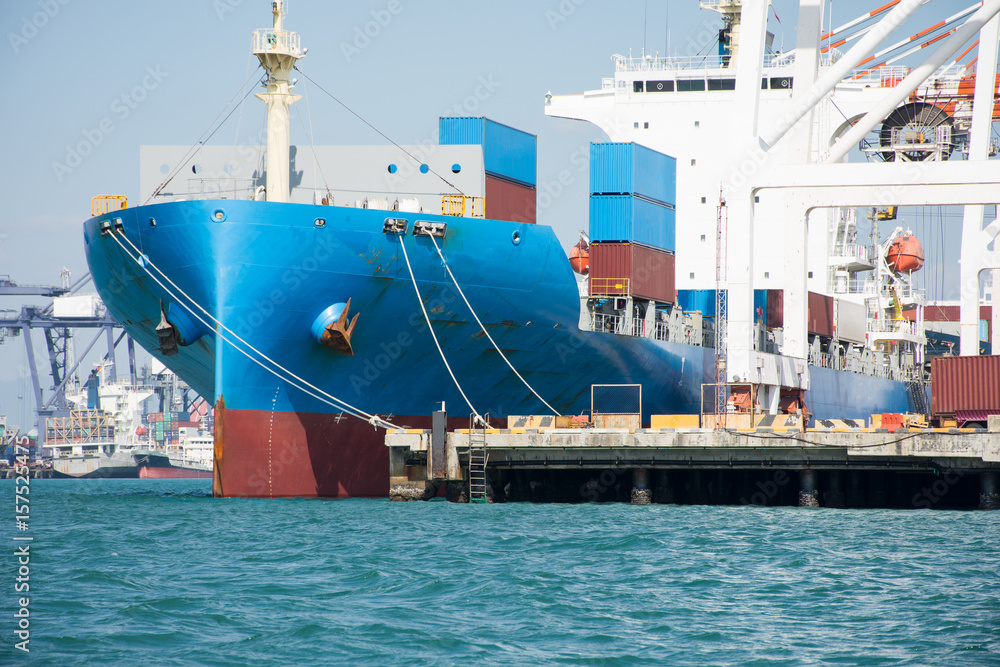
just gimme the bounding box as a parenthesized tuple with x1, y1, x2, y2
(468, 414, 488, 504)
(907, 379, 930, 418)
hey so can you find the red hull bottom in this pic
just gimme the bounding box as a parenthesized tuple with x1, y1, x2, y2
(139, 466, 213, 479)
(216, 408, 404, 498)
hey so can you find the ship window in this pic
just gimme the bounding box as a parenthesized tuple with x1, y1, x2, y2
(388, 164, 398, 174)
(755, 195, 760, 203)
(419, 164, 429, 174)
(634, 122, 639, 129)
(770, 77, 793, 90)
(808, 271, 814, 278)
(764, 272, 770, 279)
(451, 163, 461, 174)
(677, 80, 706, 92)
(708, 78, 736, 91)
(633, 81, 644, 93)
(762, 78, 768, 89)
(701, 197, 706, 203)
(644, 122, 649, 129)
(691, 159, 696, 166)
(647, 80, 674, 92)
(689, 272, 695, 279)
(694, 121, 700, 128)
(700, 234, 706, 241)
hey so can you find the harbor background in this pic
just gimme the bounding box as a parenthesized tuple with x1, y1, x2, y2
(2, 478, 998, 665)
(0, 0, 981, 432)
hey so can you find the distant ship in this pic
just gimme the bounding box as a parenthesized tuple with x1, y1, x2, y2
(83, 1, 995, 497)
(47, 368, 211, 479)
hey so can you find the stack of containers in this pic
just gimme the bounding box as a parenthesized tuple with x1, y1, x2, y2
(147, 412, 190, 445)
(588, 142, 677, 304)
(439, 117, 537, 224)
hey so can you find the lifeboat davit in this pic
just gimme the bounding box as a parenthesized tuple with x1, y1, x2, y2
(886, 235, 924, 273)
(569, 239, 589, 275)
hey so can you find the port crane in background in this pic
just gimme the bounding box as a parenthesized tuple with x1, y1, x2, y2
(0, 272, 211, 445)
(0, 271, 131, 441)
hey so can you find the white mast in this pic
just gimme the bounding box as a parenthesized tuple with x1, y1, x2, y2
(253, 0, 305, 203)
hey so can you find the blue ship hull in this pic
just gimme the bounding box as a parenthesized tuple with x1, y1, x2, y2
(83, 199, 910, 497)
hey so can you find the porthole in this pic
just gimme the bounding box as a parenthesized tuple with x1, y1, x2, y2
(511, 230, 521, 246)
(212, 209, 226, 223)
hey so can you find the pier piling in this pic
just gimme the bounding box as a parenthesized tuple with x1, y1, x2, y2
(631, 468, 652, 504)
(980, 472, 999, 510)
(798, 470, 820, 507)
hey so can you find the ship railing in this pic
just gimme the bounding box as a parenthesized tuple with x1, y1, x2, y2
(252, 28, 302, 56)
(831, 243, 870, 264)
(187, 178, 258, 200)
(867, 319, 918, 336)
(92, 195, 128, 217)
(441, 195, 485, 218)
(589, 278, 630, 297)
(848, 65, 909, 86)
(611, 51, 841, 74)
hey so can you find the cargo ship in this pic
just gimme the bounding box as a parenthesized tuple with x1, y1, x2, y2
(47, 368, 212, 479)
(83, 1, 995, 497)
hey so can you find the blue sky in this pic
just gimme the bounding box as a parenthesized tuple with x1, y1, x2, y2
(0, 0, 992, 430)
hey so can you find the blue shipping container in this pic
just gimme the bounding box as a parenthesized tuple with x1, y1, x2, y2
(439, 117, 537, 187)
(590, 142, 677, 206)
(589, 194, 675, 251)
(676, 289, 769, 321)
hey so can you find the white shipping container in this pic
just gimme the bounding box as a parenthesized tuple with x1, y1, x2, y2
(835, 299, 866, 343)
(52, 294, 102, 318)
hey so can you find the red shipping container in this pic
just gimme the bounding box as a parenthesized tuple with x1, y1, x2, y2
(808, 292, 834, 337)
(930, 355, 1000, 415)
(764, 290, 835, 336)
(589, 242, 675, 304)
(485, 174, 536, 224)
(766, 289, 784, 329)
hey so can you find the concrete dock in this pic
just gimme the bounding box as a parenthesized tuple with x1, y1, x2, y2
(386, 416, 1000, 509)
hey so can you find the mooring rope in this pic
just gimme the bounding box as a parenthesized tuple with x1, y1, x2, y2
(397, 232, 486, 426)
(427, 234, 560, 416)
(109, 230, 399, 430)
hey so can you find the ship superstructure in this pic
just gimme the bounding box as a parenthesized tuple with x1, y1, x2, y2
(547, 0, 999, 412)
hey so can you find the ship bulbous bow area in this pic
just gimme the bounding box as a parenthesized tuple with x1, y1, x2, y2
(311, 298, 359, 356)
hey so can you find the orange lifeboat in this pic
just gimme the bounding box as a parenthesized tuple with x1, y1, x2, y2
(569, 239, 589, 275)
(886, 235, 924, 273)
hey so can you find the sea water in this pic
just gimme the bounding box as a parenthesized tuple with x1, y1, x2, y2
(2, 478, 998, 666)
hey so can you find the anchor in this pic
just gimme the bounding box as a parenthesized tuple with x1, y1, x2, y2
(320, 297, 359, 356)
(156, 299, 179, 356)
